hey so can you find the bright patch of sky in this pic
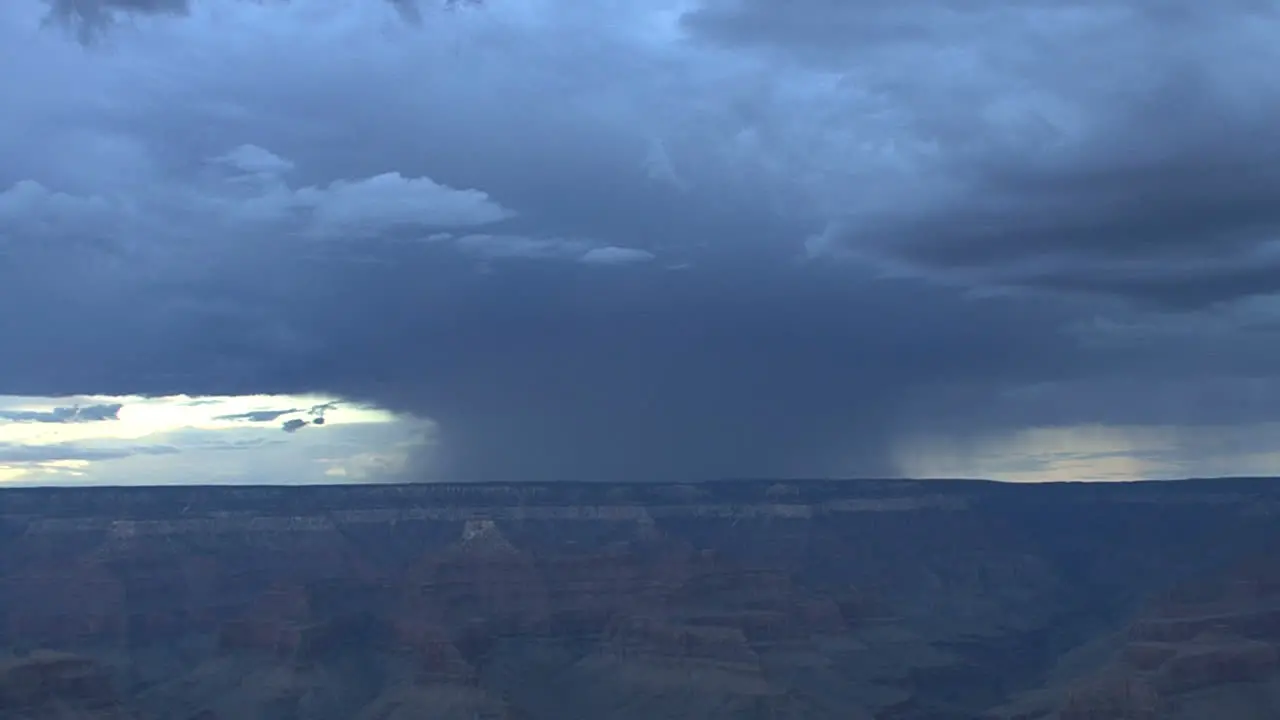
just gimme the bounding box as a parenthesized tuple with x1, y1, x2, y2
(0, 394, 433, 485)
(897, 423, 1280, 482)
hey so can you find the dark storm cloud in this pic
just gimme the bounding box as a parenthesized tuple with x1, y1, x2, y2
(0, 403, 123, 423)
(42, 0, 189, 42)
(42, 0, 472, 40)
(686, 0, 1280, 308)
(683, 0, 1276, 51)
(391, 0, 484, 24)
(836, 84, 1280, 309)
(0, 230, 1089, 480)
(44, 0, 188, 18)
(7, 0, 1280, 483)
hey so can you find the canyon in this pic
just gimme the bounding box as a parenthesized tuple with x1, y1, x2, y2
(1, 478, 1279, 719)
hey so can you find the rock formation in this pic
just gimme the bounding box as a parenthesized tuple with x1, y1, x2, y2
(0, 478, 1278, 718)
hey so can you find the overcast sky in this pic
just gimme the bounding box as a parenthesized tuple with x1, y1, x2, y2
(4, 0, 1280, 484)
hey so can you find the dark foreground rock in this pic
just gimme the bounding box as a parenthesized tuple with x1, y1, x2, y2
(1, 478, 1279, 719)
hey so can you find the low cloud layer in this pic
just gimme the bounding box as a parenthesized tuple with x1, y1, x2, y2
(215, 408, 300, 423)
(0, 403, 123, 423)
(0, 442, 177, 463)
(4, 0, 1280, 482)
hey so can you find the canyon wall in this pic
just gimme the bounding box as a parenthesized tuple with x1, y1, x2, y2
(1, 478, 1278, 719)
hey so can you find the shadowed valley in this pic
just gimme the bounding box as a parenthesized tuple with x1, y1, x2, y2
(2, 479, 1279, 719)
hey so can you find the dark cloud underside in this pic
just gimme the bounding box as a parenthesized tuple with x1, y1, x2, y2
(42, 0, 475, 41)
(0, 243, 1086, 480)
(687, 0, 1280, 308)
(215, 408, 301, 423)
(6, 0, 1280, 482)
(0, 403, 123, 423)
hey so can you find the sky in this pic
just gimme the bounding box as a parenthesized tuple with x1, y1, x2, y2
(3, 0, 1280, 485)
(0, 394, 428, 485)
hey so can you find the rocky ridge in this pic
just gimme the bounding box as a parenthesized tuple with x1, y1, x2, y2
(0, 478, 1278, 719)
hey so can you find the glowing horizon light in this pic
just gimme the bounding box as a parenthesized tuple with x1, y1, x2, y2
(0, 393, 434, 486)
(893, 422, 1280, 482)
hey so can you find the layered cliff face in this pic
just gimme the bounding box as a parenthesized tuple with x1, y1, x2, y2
(0, 479, 1278, 719)
(990, 552, 1280, 720)
(0, 651, 136, 720)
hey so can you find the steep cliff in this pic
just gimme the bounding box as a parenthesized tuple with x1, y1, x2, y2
(1, 478, 1279, 719)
